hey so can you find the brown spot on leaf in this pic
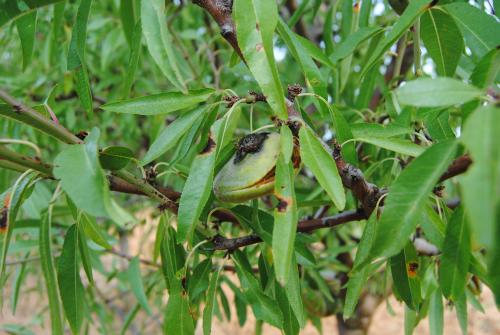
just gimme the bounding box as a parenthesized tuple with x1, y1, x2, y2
(201, 134, 216, 155)
(277, 199, 288, 212)
(256, 23, 259, 31)
(407, 261, 419, 278)
(255, 43, 264, 52)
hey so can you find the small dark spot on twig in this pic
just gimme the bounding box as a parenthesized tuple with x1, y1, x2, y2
(276, 198, 288, 212)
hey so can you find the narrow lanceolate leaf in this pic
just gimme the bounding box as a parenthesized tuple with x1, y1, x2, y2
(460, 106, 500, 249)
(362, 0, 431, 77)
(420, 8, 463, 77)
(439, 206, 471, 300)
(120, 0, 137, 45)
(58, 224, 85, 334)
(396, 78, 483, 107)
(280, 125, 294, 164)
(275, 278, 300, 335)
(54, 128, 134, 225)
(203, 267, 221, 335)
(454, 293, 468, 335)
(128, 257, 152, 315)
(164, 291, 194, 335)
(121, 19, 142, 98)
(1, 171, 37, 279)
(360, 140, 457, 265)
(141, 0, 187, 92)
(177, 139, 217, 243)
(15, 11, 37, 70)
(40, 210, 64, 335)
(188, 259, 212, 302)
(234, 0, 287, 119)
(80, 213, 111, 249)
(67, 0, 93, 116)
(285, 257, 305, 328)
(101, 89, 214, 115)
(345, 213, 379, 319)
(141, 108, 206, 165)
(232, 250, 283, 328)
(276, 19, 327, 113)
(272, 153, 298, 285)
(390, 242, 422, 310)
(330, 26, 382, 63)
(77, 225, 94, 285)
(0, 0, 62, 28)
(444, 3, 500, 58)
(67, 0, 91, 69)
(299, 127, 345, 210)
(354, 136, 424, 157)
(429, 288, 444, 335)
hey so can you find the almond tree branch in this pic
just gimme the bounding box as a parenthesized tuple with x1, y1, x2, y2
(0, 89, 83, 145)
(192, 0, 244, 61)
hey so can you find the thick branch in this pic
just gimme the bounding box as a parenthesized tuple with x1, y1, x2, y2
(211, 209, 366, 250)
(332, 141, 386, 216)
(193, 0, 244, 61)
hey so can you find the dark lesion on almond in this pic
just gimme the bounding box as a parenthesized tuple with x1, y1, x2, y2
(233, 132, 270, 164)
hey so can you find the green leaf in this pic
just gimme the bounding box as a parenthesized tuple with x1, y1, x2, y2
(0, 171, 37, 280)
(232, 250, 283, 328)
(444, 3, 500, 58)
(77, 224, 93, 285)
(142, 108, 206, 165)
(275, 279, 300, 335)
(396, 78, 483, 107)
(121, 19, 142, 98)
(354, 136, 424, 157)
(101, 89, 214, 115)
(460, 106, 500, 249)
(15, 11, 37, 70)
(470, 48, 500, 89)
(141, 0, 187, 92)
(74, 65, 93, 118)
(280, 125, 294, 164)
(99, 146, 134, 170)
(439, 206, 471, 300)
(234, 0, 287, 119)
(454, 293, 468, 335)
(330, 26, 382, 63)
(188, 258, 212, 302)
(429, 288, 444, 335)
(362, 0, 431, 77)
(53, 128, 134, 225)
(299, 126, 345, 210)
(80, 213, 111, 249)
(276, 19, 327, 110)
(57, 224, 85, 334)
(120, 0, 138, 45)
(67, 0, 91, 69)
(284, 256, 305, 328)
(390, 242, 421, 310)
(160, 227, 185, 293)
(351, 123, 411, 138)
(420, 8, 463, 77)
(203, 267, 221, 335)
(128, 257, 152, 315)
(39, 209, 64, 335)
(0, 0, 62, 28)
(272, 153, 298, 285)
(164, 291, 195, 335)
(345, 213, 380, 318)
(177, 110, 240, 243)
(359, 140, 457, 265)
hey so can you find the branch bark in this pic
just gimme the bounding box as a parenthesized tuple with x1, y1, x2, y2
(192, 0, 244, 61)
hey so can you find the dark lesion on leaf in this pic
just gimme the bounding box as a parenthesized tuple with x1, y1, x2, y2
(0, 194, 9, 233)
(406, 261, 419, 278)
(233, 132, 270, 164)
(201, 134, 216, 155)
(276, 196, 289, 212)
